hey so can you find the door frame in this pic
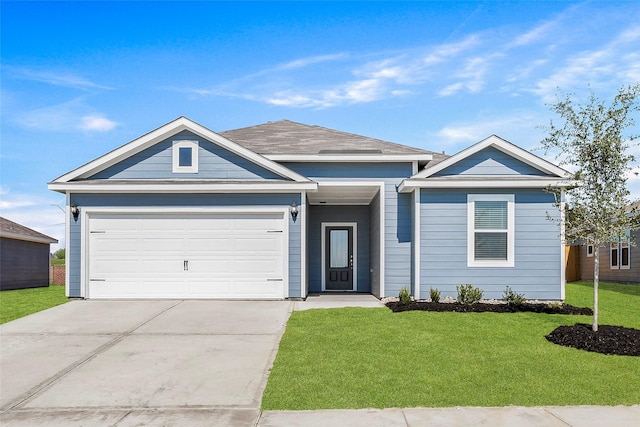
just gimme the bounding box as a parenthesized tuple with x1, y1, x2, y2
(321, 222, 357, 292)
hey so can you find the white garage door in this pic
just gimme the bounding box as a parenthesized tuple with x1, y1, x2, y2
(88, 212, 286, 299)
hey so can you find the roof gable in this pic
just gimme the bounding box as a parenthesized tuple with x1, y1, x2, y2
(51, 117, 310, 184)
(88, 130, 284, 181)
(414, 135, 571, 179)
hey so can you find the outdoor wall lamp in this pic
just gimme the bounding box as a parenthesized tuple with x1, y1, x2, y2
(71, 204, 79, 222)
(290, 202, 298, 222)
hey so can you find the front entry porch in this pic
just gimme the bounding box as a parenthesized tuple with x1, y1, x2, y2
(305, 182, 383, 296)
(294, 293, 384, 310)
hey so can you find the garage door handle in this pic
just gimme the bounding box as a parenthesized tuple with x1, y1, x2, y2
(184, 260, 189, 271)
(267, 278, 283, 281)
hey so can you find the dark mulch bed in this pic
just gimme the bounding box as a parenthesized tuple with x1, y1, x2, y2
(546, 323, 640, 356)
(386, 301, 593, 315)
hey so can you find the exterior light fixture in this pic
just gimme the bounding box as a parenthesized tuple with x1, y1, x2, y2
(71, 204, 79, 221)
(290, 202, 298, 222)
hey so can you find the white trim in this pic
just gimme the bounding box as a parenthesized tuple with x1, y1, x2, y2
(49, 181, 318, 193)
(413, 188, 421, 300)
(51, 117, 312, 184)
(300, 191, 307, 298)
(467, 194, 515, 268)
(398, 178, 579, 192)
(265, 154, 432, 162)
(586, 244, 594, 257)
(412, 135, 572, 179)
(0, 231, 57, 244)
(172, 140, 199, 173)
(80, 206, 289, 299)
(321, 222, 357, 292)
(379, 183, 386, 297)
(65, 192, 71, 298)
(560, 190, 566, 300)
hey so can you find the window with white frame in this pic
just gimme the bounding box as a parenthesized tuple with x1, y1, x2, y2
(467, 194, 515, 267)
(610, 231, 631, 269)
(586, 244, 594, 257)
(172, 140, 199, 173)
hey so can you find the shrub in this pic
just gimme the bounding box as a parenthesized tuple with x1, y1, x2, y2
(429, 288, 441, 303)
(456, 284, 483, 305)
(503, 286, 526, 305)
(398, 287, 412, 305)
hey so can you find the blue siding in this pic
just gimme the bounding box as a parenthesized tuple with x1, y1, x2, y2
(384, 183, 413, 297)
(369, 191, 381, 297)
(434, 147, 549, 177)
(307, 205, 370, 292)
(282, 162, 412, 179)
(67, 193, 302, 298)
(90, 130, 283, 180)
(420, 188, 562, 300)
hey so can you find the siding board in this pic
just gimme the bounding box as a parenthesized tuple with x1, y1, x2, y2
(420, 188, 562, 300)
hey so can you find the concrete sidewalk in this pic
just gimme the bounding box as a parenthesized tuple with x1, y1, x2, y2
(257, 406, 640, 426)
(3, 405, 638, 426)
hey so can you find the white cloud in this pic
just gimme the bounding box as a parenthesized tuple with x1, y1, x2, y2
(14, 98, 117, 133)
(79, 115, 118, 132)
(278, 53, 348, 70)
(5, 66, 112, 91)
(433, 112, 543, 149)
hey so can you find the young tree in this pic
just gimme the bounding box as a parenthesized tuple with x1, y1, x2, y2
(539, 84, 640, 332)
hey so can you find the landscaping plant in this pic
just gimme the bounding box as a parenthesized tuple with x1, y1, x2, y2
(429, 288, 441, 303)
(539, 83, 640, 331)
(456, 284, 483, 305)
(398, 287, 412, 305)
(502, 286, 526, 306)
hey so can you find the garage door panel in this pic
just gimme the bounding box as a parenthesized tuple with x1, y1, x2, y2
(88, 212, 286, 299)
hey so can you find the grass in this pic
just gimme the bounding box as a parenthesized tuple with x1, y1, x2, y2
(262, 281, 640, 409)
(50, 258, 65, 266)
(0, 286, 68, 324)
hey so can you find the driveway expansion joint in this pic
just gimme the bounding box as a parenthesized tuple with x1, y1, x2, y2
(3, 300, 184, 411)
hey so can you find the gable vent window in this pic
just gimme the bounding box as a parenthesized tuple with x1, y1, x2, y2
(173, 140, 199, 173)
(467, 194, 515, 267)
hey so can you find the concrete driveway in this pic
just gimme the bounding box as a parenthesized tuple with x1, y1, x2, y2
(0, 299, 292, 426)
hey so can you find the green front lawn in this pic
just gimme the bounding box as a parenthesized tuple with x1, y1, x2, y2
(0, 286, 68, 324)
(262, 281, 640, 409)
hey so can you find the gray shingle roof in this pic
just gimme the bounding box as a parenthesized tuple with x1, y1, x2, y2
(220, 120, 439, 156)
(0, 217, 58, 244)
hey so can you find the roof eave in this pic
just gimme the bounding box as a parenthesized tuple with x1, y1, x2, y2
(265, 154, 433, 162)
(398, 178, 580, 193)
(47, 180, 319, 194)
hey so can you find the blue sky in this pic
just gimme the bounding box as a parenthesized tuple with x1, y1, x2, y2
(2, 1, 639, 249)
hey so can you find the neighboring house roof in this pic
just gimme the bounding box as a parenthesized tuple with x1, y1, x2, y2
(399, 135, 578, 192)
(0, 217, 58, 244)
(220, 120, 442, 163)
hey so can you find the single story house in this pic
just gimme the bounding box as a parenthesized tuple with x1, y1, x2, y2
(0, 217, 58, 291)
(578, 201, 639, 283)
(49, 117, 575, 300)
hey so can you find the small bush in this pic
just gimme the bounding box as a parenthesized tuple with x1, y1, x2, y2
(503, 286, 526, 305)
(456, 284, 483, 305)
(547, 301, 563, 309)
(429, 288, 441, 303)
(398, 287, 412, 305)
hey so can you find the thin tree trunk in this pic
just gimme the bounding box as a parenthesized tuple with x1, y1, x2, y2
(593, 245, 599, 332)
